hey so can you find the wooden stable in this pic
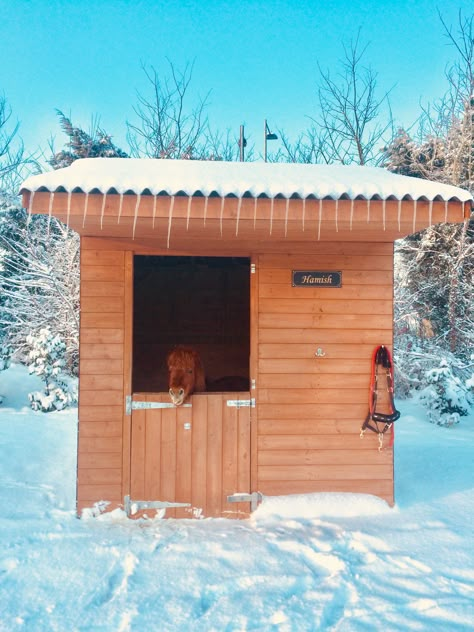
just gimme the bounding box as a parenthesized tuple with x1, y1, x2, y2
(21, 159, 472, 518)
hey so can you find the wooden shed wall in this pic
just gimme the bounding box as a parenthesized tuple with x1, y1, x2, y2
(255, 242, 395, 504)
(77, 240, 130, 513)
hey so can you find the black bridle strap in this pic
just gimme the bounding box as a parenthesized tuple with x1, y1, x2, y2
(362, 345, 400, 435)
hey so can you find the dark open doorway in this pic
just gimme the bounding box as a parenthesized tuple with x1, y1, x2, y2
(132, 256, 250, 393)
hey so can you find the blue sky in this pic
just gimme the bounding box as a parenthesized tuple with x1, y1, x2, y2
(1, 0, 473, 159)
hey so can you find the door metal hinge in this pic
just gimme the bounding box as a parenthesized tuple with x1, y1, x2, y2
(124, 495, 191, 517)
(226, 398, 255, 408)
(227, 492, 263, 512)
(251, 263, 256, 274)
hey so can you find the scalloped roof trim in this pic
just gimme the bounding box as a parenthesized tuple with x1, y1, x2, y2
(20, 158, 473, 203)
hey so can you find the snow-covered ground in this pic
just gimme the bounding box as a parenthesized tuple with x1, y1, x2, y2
(0, 364, 473, 631)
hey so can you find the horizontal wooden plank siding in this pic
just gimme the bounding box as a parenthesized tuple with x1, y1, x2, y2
(256, 243, 394, 504)
(77, 239, 127, 514)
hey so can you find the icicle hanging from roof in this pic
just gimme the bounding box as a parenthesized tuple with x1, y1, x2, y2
(82, 193, 89, 229)
(444, 200, 449, 222)
(152, 195, 157, 229)
(366, 198, 370, 223)
(235, 197, 243, 236)
(428, 200, 433, 227)
(284, 198, 290, 237)
(66, 191, 72, 228)
(203, 196, 209, 226)
(117, 193, 124, 224)
(167, 195, 175, 248)
(100, 193, 107, 230)
(302, 198, 306, 232)
(335, 199, 339, 233)
(412, 199, 417, 233)
(48, 192, 55, 230)
(253, 197, 258, 230)
(397, 199, 402, 232)
(318, 199, 323, 240)
(186, 196, 192, 230)
(220, 197, 225, 236)
(382, 199, 386, 231)
(269, 198, 274, 235)
(132, 194, 141, 239)
(350, 199, 354, 231)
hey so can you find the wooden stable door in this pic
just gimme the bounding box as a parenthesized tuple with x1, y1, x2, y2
(129, 392, 252, 518)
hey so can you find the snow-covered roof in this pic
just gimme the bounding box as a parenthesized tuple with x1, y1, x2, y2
(20, 158, 473, 203)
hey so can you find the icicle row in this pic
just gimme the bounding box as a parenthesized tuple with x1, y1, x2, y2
(220, 197, 225, 236)
(318, 199, 322, 240)
(397, 199, 402, 232)
(82, 193, 89, 229)
(167, 195, 175, 248)
(152, 195, 157, 229)
(284, 198, 289, 237)
(235, 197, 242, 236)
(186, 196, 192, 230)
(100, 193, 107, 230)
(117, 193, 124, 224)
(132, 194, 141, 239)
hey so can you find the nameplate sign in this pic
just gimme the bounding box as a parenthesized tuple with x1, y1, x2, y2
(292, 270, 342, 287)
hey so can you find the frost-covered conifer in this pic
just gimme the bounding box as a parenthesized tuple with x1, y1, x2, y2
(419, 358, 472, 426)
(26, 328, 77, 412)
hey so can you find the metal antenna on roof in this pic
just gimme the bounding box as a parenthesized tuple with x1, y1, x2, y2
(167, 195, 175, 248)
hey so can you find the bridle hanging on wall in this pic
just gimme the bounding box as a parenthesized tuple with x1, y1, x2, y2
(361, 345, 400, 450)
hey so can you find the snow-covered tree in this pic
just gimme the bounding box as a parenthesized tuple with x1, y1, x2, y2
(49, 110, 128, 169)
(419, 357, 472, 426)
(26, 327, 77, 412)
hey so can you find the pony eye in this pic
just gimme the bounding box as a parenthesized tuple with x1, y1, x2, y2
(187, 368, 193, 374)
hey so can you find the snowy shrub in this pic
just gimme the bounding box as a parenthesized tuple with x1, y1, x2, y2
(419, 358, 472, 426)
(0, 340, 12, 404)
(26, 328, 77, 412)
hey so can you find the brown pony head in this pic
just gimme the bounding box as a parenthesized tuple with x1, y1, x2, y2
(167, 346, 206, 406)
